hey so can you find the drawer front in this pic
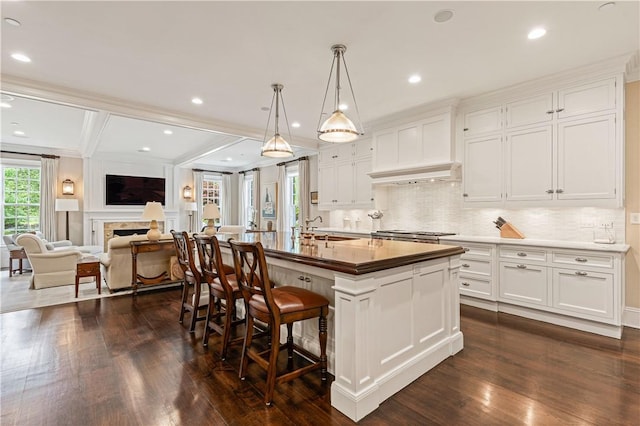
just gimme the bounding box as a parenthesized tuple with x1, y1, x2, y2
(552, 268, 614, 321)
(451, 242, 493, 258)
(552, 251, 613, 269)
(499, 262, 548, 306)
(77, 262, 100, 275)
(459, 258, 491, 276)
(499, 246, 546, 263)
(459, 275, 493, 298)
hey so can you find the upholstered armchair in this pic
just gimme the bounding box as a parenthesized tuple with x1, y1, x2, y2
(15, 233, 84, 289)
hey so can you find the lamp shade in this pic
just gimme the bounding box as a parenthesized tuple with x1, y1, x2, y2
(261, 83, 294, 158)
(318, 110, 359, 143)
(262, 134, 294, 158)
(141, 201, 165, 220)
(55, 198, 79, 212)
(185, 202, 198, 212)
(61, 179, 74, 195)
(202, 203, 220, 219)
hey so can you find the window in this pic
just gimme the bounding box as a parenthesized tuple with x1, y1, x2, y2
(2, 164, 41, 236)
(284, 165, 299, 231)
(243, 174, 255, 229)
(202, 174, 223, 226)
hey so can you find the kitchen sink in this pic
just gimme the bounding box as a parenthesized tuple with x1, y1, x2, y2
(304, 234, 359, 241)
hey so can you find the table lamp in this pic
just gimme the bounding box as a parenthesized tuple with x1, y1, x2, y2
(185, 202, 197, 232)
(141, 201, 165, 241)
(55, 198, 79, 240)
(202, 203, 220, 236)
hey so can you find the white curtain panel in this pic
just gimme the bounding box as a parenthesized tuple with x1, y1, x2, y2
(252, 169, 261, 230)
(193, 170, 204, 231)
(239, 173, 246, 227)
(223, 174, 232, 225)
(276, 164, 285, 232)
(40, 157, 58, 241)
(299, 158, 310, 230)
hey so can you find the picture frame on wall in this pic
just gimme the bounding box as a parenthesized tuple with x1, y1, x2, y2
(261, 182, 277, 219)
(310, 191, 318, 205)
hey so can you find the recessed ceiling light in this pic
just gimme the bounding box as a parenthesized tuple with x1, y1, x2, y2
(138, 147, 150, 152)
(191, 97, 203, 105)
(408, 74, 422, 84)
(528, 27, 546, 40)
(0, 102, 12, 108)
(261, 106, 270, 111)
(11, 53, 31, 63)
(291, 122, 301, 128)
(599, 2, 616, 11)
(4, 17, 21, 27)
(433, 9, 454, 23)
(338, 103, 348, 111)
(13, 130, 25, 136)
(10, 122, 19, 126)
(163, 129, 173, 135)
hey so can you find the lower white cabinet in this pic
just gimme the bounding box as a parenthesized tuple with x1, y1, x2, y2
(448, 241, 496, 301)
(499, 262, 548, 307)
(552, 268, 614, 321)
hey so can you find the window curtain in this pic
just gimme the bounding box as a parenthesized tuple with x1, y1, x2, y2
(222, 174, 232, 225)
(239, 173, 246, 227)
(193, 170, 204, 232)
(276, 164, 286, 232)
(40, 157, 58, 241)
(252, 169, 260, 230)
(298, 158, 310, 230)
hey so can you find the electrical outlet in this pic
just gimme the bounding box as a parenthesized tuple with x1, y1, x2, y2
(599, 221, 613, 229)
(631, 213, 640, 225)
(580, 221, 594, 228)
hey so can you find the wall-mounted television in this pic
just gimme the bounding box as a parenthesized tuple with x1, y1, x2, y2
(105, 174, 166, 206)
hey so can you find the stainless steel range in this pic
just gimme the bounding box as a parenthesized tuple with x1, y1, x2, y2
(371, 230, 456, 243)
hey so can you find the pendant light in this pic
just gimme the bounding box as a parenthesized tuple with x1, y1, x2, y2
(262, 83, 294, 158)
(317, 44, 363, 143)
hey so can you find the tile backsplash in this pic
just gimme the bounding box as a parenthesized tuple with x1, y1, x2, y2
(328, 181, 625, 243)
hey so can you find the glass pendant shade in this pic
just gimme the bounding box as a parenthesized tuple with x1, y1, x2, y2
(262, 83, 294, 158)
(318, 110, 359, 143)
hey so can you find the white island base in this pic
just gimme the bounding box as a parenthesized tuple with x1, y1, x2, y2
(330, 256, 463, 421)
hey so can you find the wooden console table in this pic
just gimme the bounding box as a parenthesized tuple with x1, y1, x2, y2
(76, 257, 101, 298)
(9, 248, 29, 277)
(130, 239, 178, 295)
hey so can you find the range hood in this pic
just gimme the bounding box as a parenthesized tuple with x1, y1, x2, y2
(368, 162, 461, 185)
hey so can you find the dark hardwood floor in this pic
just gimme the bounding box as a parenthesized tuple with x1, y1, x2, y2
(1, 287, 638, 425)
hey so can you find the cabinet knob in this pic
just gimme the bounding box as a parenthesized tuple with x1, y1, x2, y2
(546, 110, 554, 114)
(517, 252, 527, 257)
(463, 248, 470, 252)
(516, 264, 527, 269)
(463, 128, 469, 132)
(546, 189, 554, 194)
(462, 193, 469, 197)
(575, 257, 588, 263)
(298, 275, 305, 281)
(304, 277, 311, 282)
(575, 271, 588, 276)
(461, 282, 470, 287)
(556, 108, 565, 113)
(461, 263, 470, 268)
(556, 189, 564, 194)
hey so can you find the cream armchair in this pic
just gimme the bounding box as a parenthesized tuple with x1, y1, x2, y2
(99, 234, 175, 290)
(15, 233, 84, 289)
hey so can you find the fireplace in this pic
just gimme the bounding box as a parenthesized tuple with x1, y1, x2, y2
(102, 221, 165, 251)
(113, 228, 148, 237)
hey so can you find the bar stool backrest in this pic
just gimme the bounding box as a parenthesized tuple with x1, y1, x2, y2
(194, 234, 228, 286)
(228, 240, 277, 317)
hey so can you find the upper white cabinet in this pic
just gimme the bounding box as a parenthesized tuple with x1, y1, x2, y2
(370, 107, 458, 183)
(317, 138, 373, 210)
(461, 75, 622, 208)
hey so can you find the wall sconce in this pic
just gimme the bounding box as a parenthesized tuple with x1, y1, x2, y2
(183, 185, 193, 199)
(62, 179, 75, 195)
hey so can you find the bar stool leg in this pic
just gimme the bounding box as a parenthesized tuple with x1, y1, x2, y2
(319, 312, 328, 380)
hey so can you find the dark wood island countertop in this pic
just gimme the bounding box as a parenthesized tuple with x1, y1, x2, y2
(216, 232, 464, 275)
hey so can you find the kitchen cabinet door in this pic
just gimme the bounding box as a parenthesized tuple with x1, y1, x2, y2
(463, 106, 502, 137)
(556, 77, 616, 120)
(499, 262, 548, 307)
(553, 268, 614, 321)
(505, 126, 553, 201)
(556, 114, 616, 200)
(463, 135, 503, 203)
(353, 157, 373, 205)
(505, 93, 554, 128)
(318, 163, 338, 208)
(372, 129, 398, 171)
(336, 161, 355, 205)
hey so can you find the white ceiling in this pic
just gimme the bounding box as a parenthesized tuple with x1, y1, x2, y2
(1, 1, 638, 170)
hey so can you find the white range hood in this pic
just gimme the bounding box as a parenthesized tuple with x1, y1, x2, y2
(368, 161, 461, 185)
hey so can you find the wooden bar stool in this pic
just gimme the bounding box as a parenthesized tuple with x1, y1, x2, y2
(193, 234, 245, 359)
(171, 231, 208, 332)
(229, 240, 329, 406)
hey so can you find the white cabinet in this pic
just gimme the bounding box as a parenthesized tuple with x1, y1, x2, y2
(448, 241, 496, 301)
(552, 268, 614, 321)
(317, 138, 373, 210)
(371, 109, 455, 175)
(462, 135, 502, 202)
(499, 262, 549, 307)
(462, 75, 622, 207)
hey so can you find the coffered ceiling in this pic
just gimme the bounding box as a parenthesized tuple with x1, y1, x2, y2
(1, 1, 638, 170)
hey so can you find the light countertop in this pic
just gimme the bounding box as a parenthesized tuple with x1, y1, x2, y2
(439, 235, 630, 253)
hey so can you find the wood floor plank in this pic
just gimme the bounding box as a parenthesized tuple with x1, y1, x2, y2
(1, 288, 638, 425)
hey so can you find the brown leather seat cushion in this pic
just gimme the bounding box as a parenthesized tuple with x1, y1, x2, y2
(249, 286, 329, 314)
(210, 275, 240, 293)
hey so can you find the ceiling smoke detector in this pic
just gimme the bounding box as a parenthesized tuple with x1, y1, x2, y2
(433, 10, 454, 23)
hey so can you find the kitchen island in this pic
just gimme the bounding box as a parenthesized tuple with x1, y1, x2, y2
(217, 232, 464, 422)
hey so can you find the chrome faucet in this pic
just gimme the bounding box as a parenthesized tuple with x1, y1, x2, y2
(304, 215, 323, 231)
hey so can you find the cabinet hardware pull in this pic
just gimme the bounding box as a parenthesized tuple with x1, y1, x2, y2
(517, 252, 527, 257)
(575, 257, 588, 263)
(462, 193, 469, 197)
(463, 248, 470, 252)
(461, 282, 470, 286)
(517, 264, 527, 269)
(556, 189, 564, 193)
(556, 108, 565, 113)
(575, 271, 588, 276)
(546, 110, 554, 114)
(546, 189, 554, 194)
(463, 128, 469, 131)
(298, 275, 305, 281)
(304, 277, 311, 282)
(462, 263, 470, 268)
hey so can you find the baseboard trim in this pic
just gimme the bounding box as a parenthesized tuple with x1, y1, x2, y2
(623, 307, 640, 329)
